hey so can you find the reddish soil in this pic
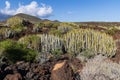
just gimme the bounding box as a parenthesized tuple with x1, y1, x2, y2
(112, 40, 120, 63)
(0, 55, 83, 80)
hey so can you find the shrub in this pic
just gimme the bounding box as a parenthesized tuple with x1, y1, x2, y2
(76, 49, 95, 62)
(0, 40, 37, 63)
(105, 27, 119, 35)
(18, 35, 41, 51)
(51, 49, 63, 58)
(60, 22, 79, 28)
(19, 34, 64, 53)
(19, 34, 64, 62)
(52, 22, 60, 28)
(7, 16, 25, 34)
(57, 26, 73, 34)
(64, 29, 116, 58)
(32, 22, 45, 33)
(43, 21, 53, 28)
(49, 29, 62, 36)
(0, 28, 15, 38)
(80, 55, 120, 80)
(7, 16, 24, 28)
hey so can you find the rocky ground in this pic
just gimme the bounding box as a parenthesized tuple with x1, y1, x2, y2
(0, 55, 83, 80)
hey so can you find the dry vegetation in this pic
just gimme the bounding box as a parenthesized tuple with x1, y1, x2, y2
(0, 14, 120, 80)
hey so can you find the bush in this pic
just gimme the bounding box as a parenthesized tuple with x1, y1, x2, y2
(0, 28, 15, 38)
(49, 29, 62, 36)
(57, 26, 73, 34)
(51, 49, 63, 58)
(80, 55, 120, 80)
(76, 49, 95, 62)
(105, 27, 119, 35)
(18, 35, 41, 51)
(7, 16, 25, 34)
(7, 16, 24, 28)
(0, 40, 37, 63)
(19, 34, 64, 63)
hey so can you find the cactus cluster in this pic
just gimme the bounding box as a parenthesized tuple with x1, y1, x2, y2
(19, 34, 64, 62)
(19, 29, 116, 58)
(19, 34, 64, 53)
(38, 34, 64, 53)
(64, 29, 116, 57)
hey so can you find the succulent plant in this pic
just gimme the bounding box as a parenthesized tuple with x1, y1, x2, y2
(18, 34, 64, 53)
(64, 29, 116, 57)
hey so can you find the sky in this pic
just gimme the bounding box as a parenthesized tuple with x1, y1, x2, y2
(0, 0, 120, 22)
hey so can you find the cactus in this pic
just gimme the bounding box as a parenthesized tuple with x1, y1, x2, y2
(37, 34, 64, 53)
(64, 29, 116, 57)
(18, 34, 64, 62)
(18, 34, 64, 53)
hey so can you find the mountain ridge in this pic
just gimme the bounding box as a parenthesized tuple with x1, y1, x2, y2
(0, 13, 12, 21)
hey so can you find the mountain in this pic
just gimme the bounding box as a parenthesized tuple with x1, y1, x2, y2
(1, 13, 59, 23)
(0, 13, 12, 21)
(14, 13, 42, 23)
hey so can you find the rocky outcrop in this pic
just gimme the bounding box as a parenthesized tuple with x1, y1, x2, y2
(4, 73, 22, 80)
(51, 60, 74, 80)
(0, 55, 83, 80)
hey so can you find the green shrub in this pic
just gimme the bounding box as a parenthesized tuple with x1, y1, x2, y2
(51, 49, 63, 58)
(49, 29, 62, 36)
(19, 34, 64, 63)
(7, 16, 25, 34)
(0, 28, 15, 38)
(0, 40, 37, 63)
(7, 16, 24, 28)
(18, 35, 41, 51)
(105, 27, 118, 35)
(57, 26, 73, 34)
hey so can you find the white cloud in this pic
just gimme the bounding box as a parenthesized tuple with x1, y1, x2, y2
(0, 1, 15, 15)
(5, 1, 10, 9)
(0, 1, 53, 18)
(37, 3, 53, 17)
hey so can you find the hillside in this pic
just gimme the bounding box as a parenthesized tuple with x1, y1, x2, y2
(14, 13, 42, 23)
(0, 13, 120, 80)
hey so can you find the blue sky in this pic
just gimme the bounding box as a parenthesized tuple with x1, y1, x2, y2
(0, 0, 120, 22)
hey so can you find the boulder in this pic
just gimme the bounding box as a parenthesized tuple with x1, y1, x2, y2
(4, 73, 22, 80)
(51, 60, 74, 80)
